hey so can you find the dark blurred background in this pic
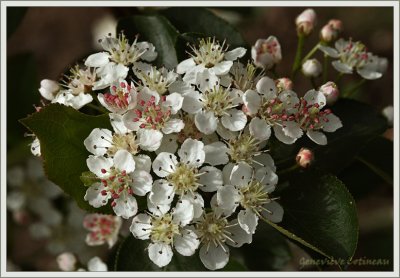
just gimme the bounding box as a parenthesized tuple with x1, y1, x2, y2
(7, 6, 393, 271)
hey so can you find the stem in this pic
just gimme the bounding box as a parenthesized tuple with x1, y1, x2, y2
(323, 54, 328, 83)
(269, 66, 278, 79)
(334, 72, 344, 83)
(342, 79, 366, 98)
(277, 164, 300, 176)
(291, 34, 305, 78)
(301, 43, 321, 65)
(310, 77, 317, 89)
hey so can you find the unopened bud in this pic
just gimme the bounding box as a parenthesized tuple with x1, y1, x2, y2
(251, 36, 282, 69)
(295, 9, 317, 36)
(296, 148, 314, 168)
(276, 77, 293, 91)
(319, 81, 339, 105)
(320, 19, 342, 42)
(57, 252, 77, 271)
(382, 105, 393, 127)
(302, 59, 322, 77)
(328, 19, 343, 32)
(38, 79, 59, 101)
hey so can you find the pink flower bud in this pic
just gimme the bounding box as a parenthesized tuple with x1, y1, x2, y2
(320, 19, 342, 42)
(295, 9, 317, 36)
(328, 19, 343, 32)
(57, 252, 77, 271)
(251, 36, 282, 69)
(296, 148, 314, 168)
(302, 59, 322, 77)
(276, 77, 293, 91)
(319, 81, 339, 105)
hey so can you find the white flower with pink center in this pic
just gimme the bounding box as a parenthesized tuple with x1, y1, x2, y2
(84, 149, 152, 219)
(98, 80, 137, 114)
(251, 36, 282, 69)
(83, 214, 122, 248)
(122, 88, 184, 151)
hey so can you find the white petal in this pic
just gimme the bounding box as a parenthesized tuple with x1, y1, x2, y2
(182, 64, 205, 84)
(221, 109, 247, 132)
(255, 166, 278, 189)
(216, 123, 238, 140)
(85, 52, 110, 67)
(163, 93, 184, 114)
(181, 193, 204, 219)
(199, 243, 229, 270)
(318, 45, 339, 58)
(238, 209, 258, 234)
(204, 142, 229, 166)
(162, 119, 185, 134)
(137, 129, 163, 152)
(39, 79, 59, 100)
(149, 179, 175, 205)
(172, 199, 194, 226)
(182, 90, 203, 114)
(122, 110, 144, 131)
(84, 183, 111, 208)
(174, 228, 200, 256)
(131, 170, 153, 196)
(84, 128, 112, 156)
(195, 111, 218, 135)
(261, 201, 284, 223)
(211, 60, 233, 75)
(137, 42, 158, 62)
(281, 121, 303, 140)
(148, 242, 173, 268)
(304, 89, 326, 107)
(217, 185, 240, 213)
(113, 149, 135, 173)
(226, 219, 252, 247)
(113, 193, 138, 219)
(230, 162, 252, 187)
(68, 93, 93, 110)
(30, 138, 41, 156)
(307, 130, 327, 145)
(222, 163, 234, 184)
(133, 154, 152, 172)
(224, 47, 246, 61)
(243, 90, 261, 115)
(273, 125, 298, 144)
(256, 77, 277, 99)
(87, 257, 108, 271)
(357, 68, 382, 80)
(332, 60, 353, 74)
(199, 166, 224, 192)
(249, 117, 271, 141)
(152, 152, 178, 178)
(130, 213, 152, 240)
(109, 113, 131, 134)
(176, 58, 196, 74)
(155, 134, 178, 155)
(168, 80, 195, 96)
(147, 194, 170, 216)
(86, 155, 113, 178)
(178, 138, 205, 167)
(195, 69, 219, 93)
(322, 113, 343, 132)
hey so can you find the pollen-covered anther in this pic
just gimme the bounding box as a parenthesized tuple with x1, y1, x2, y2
(167, 163, 202, 195)
(228, 134, 262, 164)
(189, 37, 228, 68)
(150, 213, 180, 245)
(202, 86, 236, 117)
(239, 180, 276, 215)
(134, 96, 171, 130)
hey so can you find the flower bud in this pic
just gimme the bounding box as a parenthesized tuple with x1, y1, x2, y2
(295, 9, 317, 36)
(320, 19, 342, 42)
(296, 148, 314, 168)
(276, 77, 293, 91)
(38, 79, 59, 101)
(251, 36, 282, 69)
(57, 252, 77, 271)
(319, 81, 339, 105)
(382, 105, 393, 127)
(302, 59, 322, 77)
(328, 19, 343, 32)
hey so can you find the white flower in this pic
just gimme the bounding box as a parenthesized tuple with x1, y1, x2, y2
(84, 149, 152, 219)
(295, 9, 317, 36)
(122, 88, 184, 151)
(319, 38, 387, 79)
(176, 37, 246, 84)
(85, 33, 157, 89)
(216, 162, 282, 235)
(193, 209, 252, 270)
(130, 199, 199, 268)
(98, 80, 138, 114)
(319, 81, 339, 106)
(243, 76, 301, 144)
(302, 59, 322, 78)
(83, 214, 122, 248)
(221, 61, 262, 95)
(150, 138, 223, 217)
(57, 252, 77, 271)
(251, 36, 282, 69)
(78, 257, 108, 271)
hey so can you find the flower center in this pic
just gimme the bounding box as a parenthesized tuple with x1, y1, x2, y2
(132, 96, 172, 130)
(102, 33, 147, 65)
(150, 213, 180, 245)
(228, 134, 261, 164)
(295, 99, 331, 131)
(231, 62, 259, 92)
(84, 215, 119, 243)
(259, 98, 293, 124)
(167, 163, 199, 195)
(99, 167, 134, 207)
(103, 82, 133, 110)
(340, 40, 368, 68)
(203, 86, 235, 117)
(135, 66, 176, 95)
(189, 38, 227, 68)
(62, 65, 96, 95)
(259, 40, 279, 56)
(177, 115, 202, 143)
(239, 181, 271, 213)
(107, 133, 139, 156)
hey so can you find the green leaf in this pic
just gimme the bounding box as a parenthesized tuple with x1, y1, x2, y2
(8, 53, 38, 148)
(161, 7, 247, 49)
(117, 15, 179, 69)
(20, 104, 113, 213)
(7, 7, 28, 38)
(80, 171, 99, 187)
(240, 221, 292, 270)
(266, 171, 358, 267)
(272, 99, 388, 173)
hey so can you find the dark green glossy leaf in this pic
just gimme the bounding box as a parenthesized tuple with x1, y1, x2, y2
(117, 15, 179, 69)
(240, 221, 292, 270)
(161, 7, 247, 49)
(20, 104, 113, 213)
(266, 171, 358, 267)
(7, 7, 28, 38)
